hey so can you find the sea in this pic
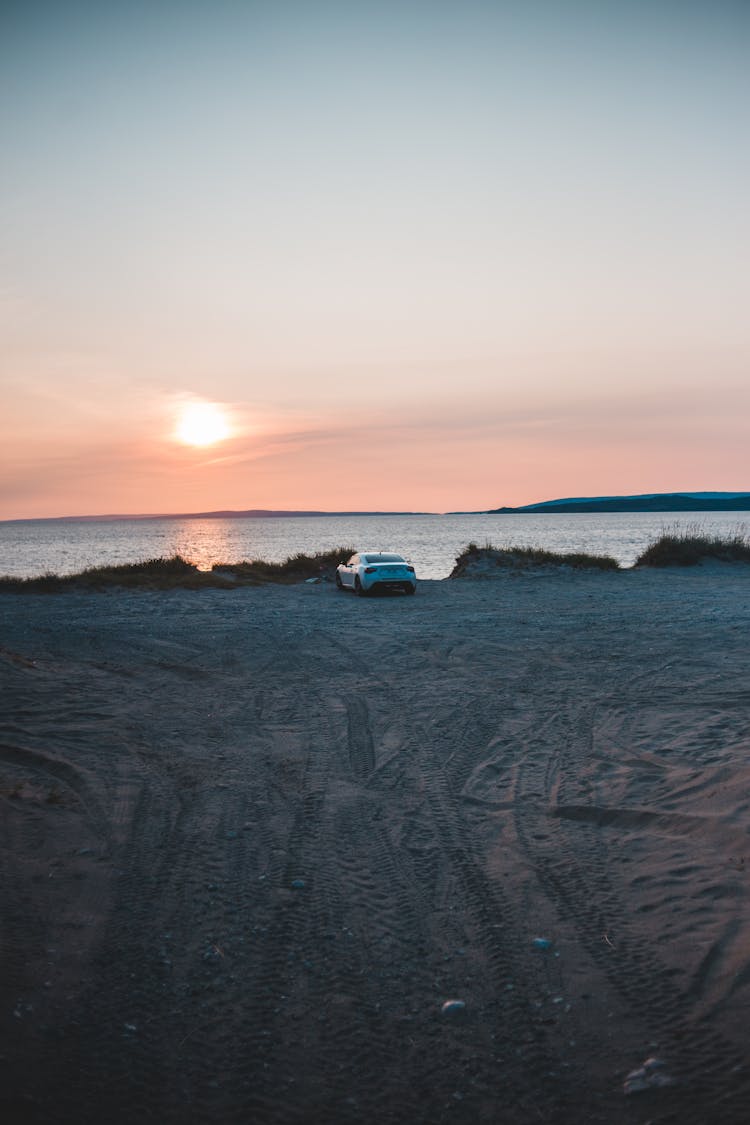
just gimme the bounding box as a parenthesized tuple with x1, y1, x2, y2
(1, 511, 747, 581)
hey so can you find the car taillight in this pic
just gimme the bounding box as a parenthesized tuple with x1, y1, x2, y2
(364, 566, 376, 573)
(407, 566, 415, 573)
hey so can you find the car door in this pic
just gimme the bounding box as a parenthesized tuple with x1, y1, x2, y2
(343, 555, 359, 587)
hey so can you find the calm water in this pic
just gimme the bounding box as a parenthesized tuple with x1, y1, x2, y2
(1, 512, 747, 580)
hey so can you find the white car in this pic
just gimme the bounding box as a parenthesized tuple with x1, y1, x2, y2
(336, 552, 417, 596)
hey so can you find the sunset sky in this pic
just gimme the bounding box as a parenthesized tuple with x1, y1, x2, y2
(2, 0, 748, 519)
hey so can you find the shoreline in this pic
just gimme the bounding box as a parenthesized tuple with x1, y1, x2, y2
(2, 545, 749, 593)
(4, 513, 750, 582)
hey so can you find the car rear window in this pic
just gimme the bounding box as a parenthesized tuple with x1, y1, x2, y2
(362, 554, 404, 563)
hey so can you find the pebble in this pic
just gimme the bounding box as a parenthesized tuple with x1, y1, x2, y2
(290, 879, 306, 889)
(441, 999, 466, 1015)
(623, 1057, 674, 1095)
(532, 937, 552, 950)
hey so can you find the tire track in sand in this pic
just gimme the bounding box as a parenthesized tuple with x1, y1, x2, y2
(510, 704, 750, 1124)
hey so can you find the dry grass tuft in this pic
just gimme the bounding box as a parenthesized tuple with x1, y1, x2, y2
(451, 542, 620, 577)
(0, 548, 357, 593)
(0, 555, 229, 593)
(634, 525, 750, 567)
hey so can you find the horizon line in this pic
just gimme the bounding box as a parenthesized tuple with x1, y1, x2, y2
(3, 489, 750, 524)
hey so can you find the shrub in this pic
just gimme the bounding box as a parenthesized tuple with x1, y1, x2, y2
(215, 547, 356, 584)
(0, 548, 357, 592)
(0, 555, 231, 592)
(451, 543, 619, 577)
(635, 525, 750, 567)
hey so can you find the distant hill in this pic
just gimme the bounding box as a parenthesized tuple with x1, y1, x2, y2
(484, 492, 750, 514)
(14, 509, 429, 523)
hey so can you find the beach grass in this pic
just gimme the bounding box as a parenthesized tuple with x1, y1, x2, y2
(6, 531, 749, 591)
(0, 555, 228, 592)
(451, 542, 620, 576)
(634, 525, 750, 567)
(212, 547, 356, 584)
(0, 548, 357, 592)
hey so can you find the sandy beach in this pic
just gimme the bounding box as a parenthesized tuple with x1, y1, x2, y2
(1, 566, 750, 1124)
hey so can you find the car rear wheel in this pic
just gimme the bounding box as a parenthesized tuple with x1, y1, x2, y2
(355, 576, 368, 597)
(405, 584, 415, 595)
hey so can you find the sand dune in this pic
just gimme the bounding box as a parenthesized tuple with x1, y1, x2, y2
(1, 567, 749, 1123)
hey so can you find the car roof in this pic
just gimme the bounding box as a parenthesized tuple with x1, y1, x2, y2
(358, 552, 405, 561)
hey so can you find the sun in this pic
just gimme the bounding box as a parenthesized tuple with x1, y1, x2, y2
(175, 402, 231, 447)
